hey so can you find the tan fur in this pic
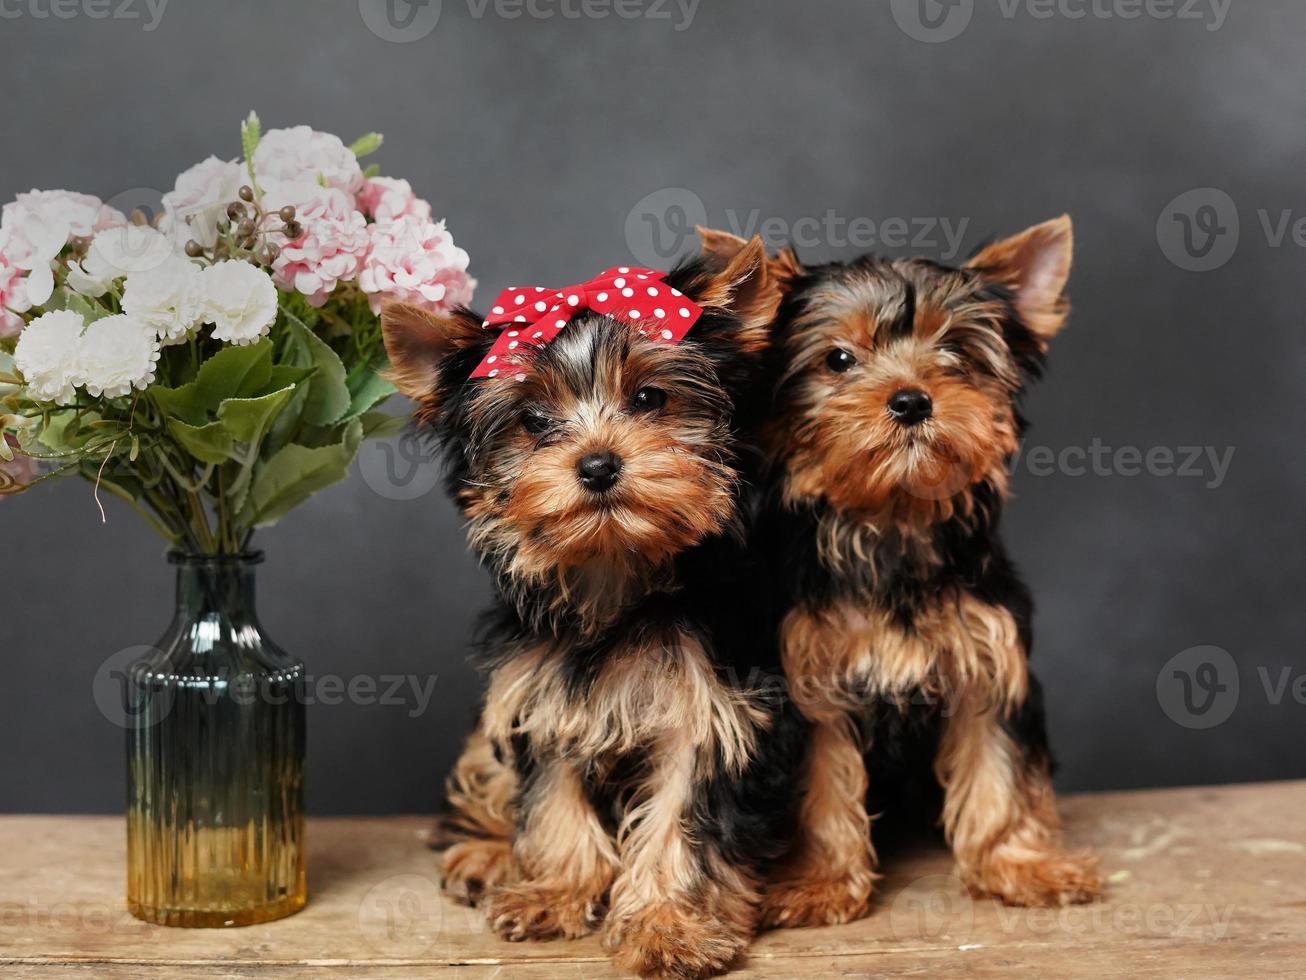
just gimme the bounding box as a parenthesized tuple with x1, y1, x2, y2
(773, 590, 1098, 918)
(484, 759, 619, 940)
(937, 689, 1101, 906)
(761, 717, 876, 928)
(965, 215, 1074, 343)
(379, 304, 485, 416)
(783, 591, 1029, 719)
(775, 288, 1020, 526)
(604, 729, 759, 977)
(480, 633, 770, 966)
(482, 634, 769, 778)
(436, 726, 518, 904)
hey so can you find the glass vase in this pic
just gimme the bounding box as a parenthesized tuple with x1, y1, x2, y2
(126, 552, 307, 927)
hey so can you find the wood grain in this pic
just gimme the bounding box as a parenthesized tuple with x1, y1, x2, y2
(2, 781, 1304, 978)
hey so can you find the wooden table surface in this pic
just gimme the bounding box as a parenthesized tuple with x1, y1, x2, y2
(2, 781, 1304, 978)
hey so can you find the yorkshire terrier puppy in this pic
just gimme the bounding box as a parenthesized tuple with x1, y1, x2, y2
(704, 217, 1102, 927)
(382, 237, 801, 978)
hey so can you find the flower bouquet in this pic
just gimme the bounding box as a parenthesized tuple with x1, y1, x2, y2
(0, 113, 474, 926)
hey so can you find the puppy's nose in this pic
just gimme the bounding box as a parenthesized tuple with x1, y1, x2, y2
(577, 451, 623, 492)
(887, 389, 933, 426)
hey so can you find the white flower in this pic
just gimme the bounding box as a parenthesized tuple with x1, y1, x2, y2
(122, 255, 205, 344)
(253, 126, 363, 196)
(1, 190, 126, 309)
(77, 314, 160, 399)
(160, 156, 245, 249)
(200, 261, 279, 345)
(67, 225, 176, 297)
(13, 309, 87, 404)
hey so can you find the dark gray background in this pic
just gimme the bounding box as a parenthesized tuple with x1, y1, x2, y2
(2, 0, 1302, 814)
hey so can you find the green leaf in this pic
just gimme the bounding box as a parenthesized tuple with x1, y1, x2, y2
(267, 365, 317, 390)
(149, 342, 273, 426)
(360, 410, 406, 440)
(239, 418, 364, 528)
(344, 373, 397, 420)
(286, 320, 350, 426)
(216, 386, 297, 444)
(241, 111, 261, 164)
(362, 163, 381, 180)
(349, 132, 384, 158)
(165, 417, 234, 465)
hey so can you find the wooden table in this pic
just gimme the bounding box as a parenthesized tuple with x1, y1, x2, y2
(3, 781, 1304, 978)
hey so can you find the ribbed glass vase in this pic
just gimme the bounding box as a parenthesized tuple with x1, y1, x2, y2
(126, 552, 307, 927)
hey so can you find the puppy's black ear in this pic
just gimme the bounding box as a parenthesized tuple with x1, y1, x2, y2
(381, 303, 487, 414)
(695, 234, 782, 355)
(966, 215, 1073, 342)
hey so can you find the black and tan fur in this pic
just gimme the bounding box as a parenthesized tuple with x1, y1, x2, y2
(383, 237, 804, 978)
(705, 218, 1101, 927)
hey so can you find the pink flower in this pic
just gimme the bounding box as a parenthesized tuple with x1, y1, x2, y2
(0, 434, 38, 498)
(358, 217, 475, 315)
(160, 156, 245, 248)
(253, 126, 363, 196)
(1, 189, 124, 240)
(0, 248, 26, 337)
(265, 185, 368, 307)
(357, 177, 432, 224)
(0, 190, 126, 313)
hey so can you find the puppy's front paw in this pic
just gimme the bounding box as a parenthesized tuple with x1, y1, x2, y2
(760, 871, 874, 929)
(439, 839, 513, 906)
(965, 847, 1102, 907)
(604, 902, 748, 979)
(483, 883, 604, 941)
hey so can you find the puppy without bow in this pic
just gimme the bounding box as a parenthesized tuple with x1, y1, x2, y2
(704, 218, 1101, 927)
(383, 237, 801, 978)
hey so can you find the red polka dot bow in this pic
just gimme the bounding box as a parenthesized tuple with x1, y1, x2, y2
(470, 266, 704, 379)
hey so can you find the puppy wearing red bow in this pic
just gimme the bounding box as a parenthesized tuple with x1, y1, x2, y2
(383, 236, 803, 978)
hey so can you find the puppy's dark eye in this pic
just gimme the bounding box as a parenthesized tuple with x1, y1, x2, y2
(631, 386, 667, 413)
(825, 349, 857, 373)
(522, 410, 553, 436)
